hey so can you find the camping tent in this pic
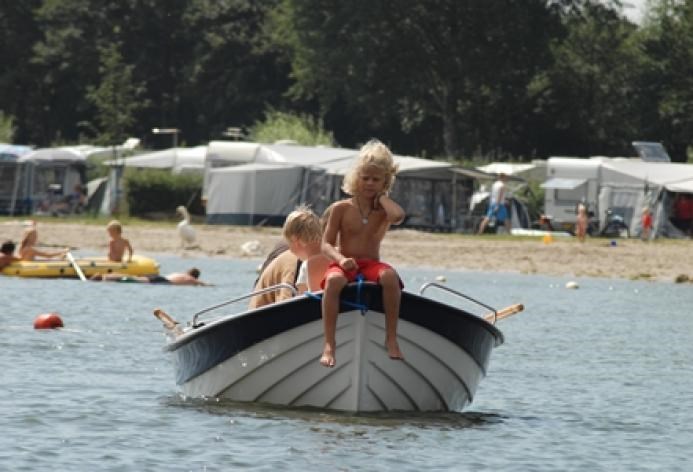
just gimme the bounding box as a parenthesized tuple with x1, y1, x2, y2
(204, 142, 477, 231)
(105, 145, 207, 173)
(0, 143, 33, 214)
(3, 145, 108, 215)
(543, 156, 693, 238)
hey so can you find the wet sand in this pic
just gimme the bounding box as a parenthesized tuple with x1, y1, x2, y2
(3, 219, 693, 282)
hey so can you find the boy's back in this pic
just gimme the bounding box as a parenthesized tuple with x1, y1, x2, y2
(108, 236, 131, 261)
(106, 220, 133, 262)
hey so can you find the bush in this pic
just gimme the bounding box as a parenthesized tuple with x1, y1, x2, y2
(249, 110, 334, 146)
(0, 110, 15, 142)
(124, 169, 204, 217)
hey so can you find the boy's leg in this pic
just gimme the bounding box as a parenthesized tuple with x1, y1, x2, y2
(320, 274, 347, 367)
(379, 268, 403, 359)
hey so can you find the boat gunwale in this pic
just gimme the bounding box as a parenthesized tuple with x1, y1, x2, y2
(164, 283, 504, 353)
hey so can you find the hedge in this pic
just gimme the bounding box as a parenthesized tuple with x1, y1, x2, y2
(124, 169, 204, 217)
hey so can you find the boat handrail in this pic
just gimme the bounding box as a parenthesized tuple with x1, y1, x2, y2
(191, 283, 298, 328)
(419, 282, 499, 324)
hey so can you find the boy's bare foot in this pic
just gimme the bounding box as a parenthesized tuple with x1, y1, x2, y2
(320, 343, 336, 367)
(386, 338, 404, 360)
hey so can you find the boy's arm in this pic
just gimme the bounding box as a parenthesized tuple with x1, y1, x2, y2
(321, 204, 344, 263)
(126, 240, 133, 262)
(33, 248, 67, 259)
(376, 193, 405, 225)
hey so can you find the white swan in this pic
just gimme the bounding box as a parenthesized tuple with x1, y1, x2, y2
(176, 206, 196, 248)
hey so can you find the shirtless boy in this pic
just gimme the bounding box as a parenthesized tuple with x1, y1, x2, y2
(106, 220, 133, 262)
(320, 139, 405, 367)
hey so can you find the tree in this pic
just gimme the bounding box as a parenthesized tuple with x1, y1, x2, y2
(0, 111, 15, 142)
(86, 42, 146, 144)
(0, 1, 43, 144)
(531, 2, 645, 156)
(249, 110, 334, 145)
(271, 0, 563, 158)
(179, 0, 292, 142)
(638, 0, 693, 161)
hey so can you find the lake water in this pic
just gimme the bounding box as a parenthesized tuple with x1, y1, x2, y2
(2, 253, 692, 471)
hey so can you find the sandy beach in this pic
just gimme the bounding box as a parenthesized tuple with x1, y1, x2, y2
(2, 218, 693, 282)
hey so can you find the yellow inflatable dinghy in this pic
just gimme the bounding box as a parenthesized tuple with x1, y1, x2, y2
(1, 254, 160, 278)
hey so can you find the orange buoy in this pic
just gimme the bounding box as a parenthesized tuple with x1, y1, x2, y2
(34, 312, 64, 329)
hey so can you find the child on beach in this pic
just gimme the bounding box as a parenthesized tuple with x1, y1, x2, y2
(320, 139, 405, 367)
(18, 225, 68, 261)
(575, 203, 588, 242)
(641, 206, 653, 241)
(106, 220, 133, 262)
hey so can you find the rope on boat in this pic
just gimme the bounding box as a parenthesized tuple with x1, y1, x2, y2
(305, 274, 369, 315)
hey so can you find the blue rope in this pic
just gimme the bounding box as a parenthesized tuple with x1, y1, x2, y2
(354, 274, 367, 315)
(304, 274, 369, 315)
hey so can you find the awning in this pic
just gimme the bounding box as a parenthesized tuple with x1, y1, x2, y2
(541, 177, 587, 190)
(452, 167, 525, 182)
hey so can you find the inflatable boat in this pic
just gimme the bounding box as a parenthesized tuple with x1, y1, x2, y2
(1, 254, 160, 279)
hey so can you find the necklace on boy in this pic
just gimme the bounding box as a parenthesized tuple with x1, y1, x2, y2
(356, 198, 372, 224)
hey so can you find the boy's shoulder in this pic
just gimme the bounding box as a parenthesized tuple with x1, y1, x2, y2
(333, 198, 353, 209)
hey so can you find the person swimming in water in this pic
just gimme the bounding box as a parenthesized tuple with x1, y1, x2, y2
(90, 268, 208, 285)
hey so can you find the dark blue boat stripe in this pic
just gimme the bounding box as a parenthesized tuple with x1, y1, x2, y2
(253, 338, 353, 402)
(367, 338, 468, 408)
(325, 383, 353, 410)
(372, 335, 474, 404)
(290, 359, 352, 407)
(213, 330, 327, 397)
(371, 315, 486, 378)
(368, 361, 420, 411)
(365, 385, 389, 411)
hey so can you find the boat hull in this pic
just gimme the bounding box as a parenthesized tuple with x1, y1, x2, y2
(166, 284, 503, 412)
(1, 255, 160, 278)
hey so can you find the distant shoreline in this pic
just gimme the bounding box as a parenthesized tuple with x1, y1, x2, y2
(2, 218, 693, 283)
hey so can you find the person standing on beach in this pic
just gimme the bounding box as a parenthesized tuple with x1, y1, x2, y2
(641, 206, 653, 241)
(320, 139, 405, 367)
(106, 220, 133, 262)
(575, 203, 589, 242)
(477, 173, 511, 234)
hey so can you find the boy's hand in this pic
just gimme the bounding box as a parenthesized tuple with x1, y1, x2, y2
(339, 257, 357, 272)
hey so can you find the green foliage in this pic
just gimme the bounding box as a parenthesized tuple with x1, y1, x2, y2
(638, 0, 693, 160)
(249, 110, 334, 146)
(124, 169, 204, 217)
(271, 0, 564, 158)
(3, 0, 693, 163)
(532, 2, 644, 156)
(523, 181, 546, 221)
(0, 111, 15, 142)
(86, 42, 147, 145)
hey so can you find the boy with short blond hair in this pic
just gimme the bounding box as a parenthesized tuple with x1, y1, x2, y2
(320, 139, 405, 367)
(106, 220, 133, 262)
(284, 205, 332, 293)
(249, 205, 322, 309)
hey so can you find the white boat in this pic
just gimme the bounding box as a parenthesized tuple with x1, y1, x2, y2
(154, 282, 522, 412)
